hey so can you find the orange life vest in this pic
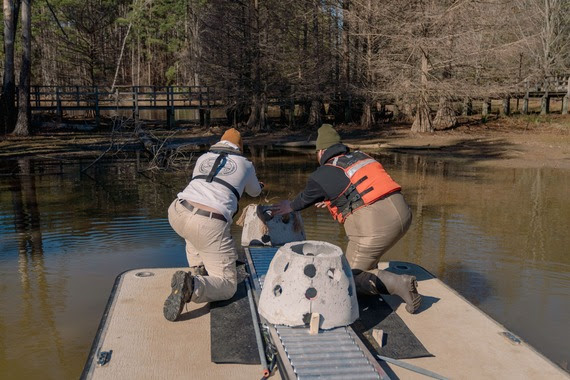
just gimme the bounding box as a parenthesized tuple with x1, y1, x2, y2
(324, 151, 401, 223)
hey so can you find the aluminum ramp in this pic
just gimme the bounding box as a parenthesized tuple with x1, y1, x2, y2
(245, 246, 389, 380)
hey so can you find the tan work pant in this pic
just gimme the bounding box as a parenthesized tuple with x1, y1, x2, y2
(344, 192, 412, 271)
(168, 199, 237, 303)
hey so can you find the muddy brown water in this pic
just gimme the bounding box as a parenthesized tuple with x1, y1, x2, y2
(0, 147, 568, 379)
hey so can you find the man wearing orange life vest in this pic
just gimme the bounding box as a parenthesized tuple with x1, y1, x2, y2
(273, 124, 421, 313)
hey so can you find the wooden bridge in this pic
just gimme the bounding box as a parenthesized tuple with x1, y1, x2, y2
(27, 85, 225, 127)
(511, 75, 570, 115)
(21, 75, 570, 127)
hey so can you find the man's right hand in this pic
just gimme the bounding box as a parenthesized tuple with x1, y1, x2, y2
(314, 201, 327, 208)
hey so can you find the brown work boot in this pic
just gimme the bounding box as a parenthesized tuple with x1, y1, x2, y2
(375, 270, 421, 314)
(163, 271, 194, 321)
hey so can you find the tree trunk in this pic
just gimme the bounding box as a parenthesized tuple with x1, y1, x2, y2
(13, 0, 32, 137)
(411, 96, 433, 133)
(433, 97, 456, 130)
(246, 0, 265, 131)
(360, 100, 375, 129)
(462, 97, 473, 116)
(2, 0, 19, 135)
(307, 99, 322, 128)
(247, 92, 267, 131)
(342, 0, 350, 87)
(411, 49, 433, 133)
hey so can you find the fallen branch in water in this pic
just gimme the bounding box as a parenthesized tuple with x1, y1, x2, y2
(81, 117, 127, 173)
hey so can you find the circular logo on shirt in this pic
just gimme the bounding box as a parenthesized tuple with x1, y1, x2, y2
(199, 157, 237, 176)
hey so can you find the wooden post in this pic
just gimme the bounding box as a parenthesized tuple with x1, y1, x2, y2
(34, 86, 39, 108)
(462, 97, 472, 116)
(114, 88, 120, 119)
(562, 76, 569, 115)
(522, 79, 529, 114)
(392, 103, 400, 119)
(76, 85, 80, 107)
(482, 98, 491, 118)
(171, 86, 176, 128)
(501, 96, 510, 116)
(540, 93, 549, 115)
(133, 86, 140, 124)
(56, 87, 63, 121)
(345, 93, 352, 122)
(199, 87, 204, 126)
(166, 86, 172, 128)
(289, 96, 295, 128)
(199, 109, 205, 127)
(540, 78, 549, 115)
(205, 87, 211, 128)
(94, 86, 100, 128)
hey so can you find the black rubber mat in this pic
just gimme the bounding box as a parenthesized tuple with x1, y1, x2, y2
(210, 262, 261, 364)
(352, 294, 433, 360)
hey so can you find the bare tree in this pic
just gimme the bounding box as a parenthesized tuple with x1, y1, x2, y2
(513, 0, 570, 79)
(12, 0, 31, 136)
(2, 0, 20, 135)
(246, 0, 267, 131)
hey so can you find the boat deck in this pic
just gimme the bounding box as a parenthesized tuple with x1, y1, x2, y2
(82, 262, 569, 379)
(82, 268, 269, 380)
(376, 262, 568, 379)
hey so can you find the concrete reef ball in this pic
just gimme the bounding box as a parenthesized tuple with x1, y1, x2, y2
(258, 240, 359, 329)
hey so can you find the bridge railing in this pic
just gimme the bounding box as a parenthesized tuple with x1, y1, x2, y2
(28, 85, 224, 111)
(18, 77, 570, 127)
(516, 74, 570, 96)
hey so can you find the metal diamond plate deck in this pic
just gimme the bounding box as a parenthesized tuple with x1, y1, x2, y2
(246, 246, 386, 380)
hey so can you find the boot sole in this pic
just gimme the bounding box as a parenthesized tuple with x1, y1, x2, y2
(163, 271, 190, 322)
(404, 276, 421, 314)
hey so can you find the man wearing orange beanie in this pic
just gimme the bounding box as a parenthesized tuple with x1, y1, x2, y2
(164, 128, 264, 321)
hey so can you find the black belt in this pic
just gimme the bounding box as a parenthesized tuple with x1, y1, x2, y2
(179, 200, 227, 222)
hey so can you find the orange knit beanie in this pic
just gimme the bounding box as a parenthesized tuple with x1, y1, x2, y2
(220, 128, 243, 151)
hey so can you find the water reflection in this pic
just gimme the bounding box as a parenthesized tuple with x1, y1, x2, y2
(2, 159, 66, 378)
(0, 148, 568, 378)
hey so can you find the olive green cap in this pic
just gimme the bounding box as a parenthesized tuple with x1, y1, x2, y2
(315, 124, 341, 151)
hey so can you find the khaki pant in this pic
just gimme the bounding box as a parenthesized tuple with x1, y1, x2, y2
(344, 192, 412, 271)
(168, 199, 237, 303)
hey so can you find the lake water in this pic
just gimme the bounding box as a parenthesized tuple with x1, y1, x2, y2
(0, 147, 568, 378)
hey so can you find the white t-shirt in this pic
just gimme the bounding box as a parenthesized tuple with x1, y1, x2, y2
(177, 141, 262, 222)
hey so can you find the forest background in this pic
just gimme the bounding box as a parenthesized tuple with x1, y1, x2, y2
(1, 0, 569, 138)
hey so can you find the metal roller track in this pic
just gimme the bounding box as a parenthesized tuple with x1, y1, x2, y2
(245, 247, 389, 380)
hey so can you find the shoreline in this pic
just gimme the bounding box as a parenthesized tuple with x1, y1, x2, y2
(1, 114, 569, 170)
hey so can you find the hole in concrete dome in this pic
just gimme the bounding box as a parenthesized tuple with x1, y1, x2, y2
(283, 263, 289, 272)
(302, 313, 311, 325)
(290, 242, 333, 257)
(273, 285, 283, 296)
(281, 214, 290, 224)
(305, 287, 318, 300)
(304, 264, 316, 278)
(327, 268, 336, 280)
(261, 207, 273, 221)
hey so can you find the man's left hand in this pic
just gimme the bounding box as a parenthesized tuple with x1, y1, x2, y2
(271, 200, 293, 215)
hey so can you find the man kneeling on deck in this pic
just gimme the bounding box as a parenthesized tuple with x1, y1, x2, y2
(164, 128, 264, 321)
(272, 124, 421, 313)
